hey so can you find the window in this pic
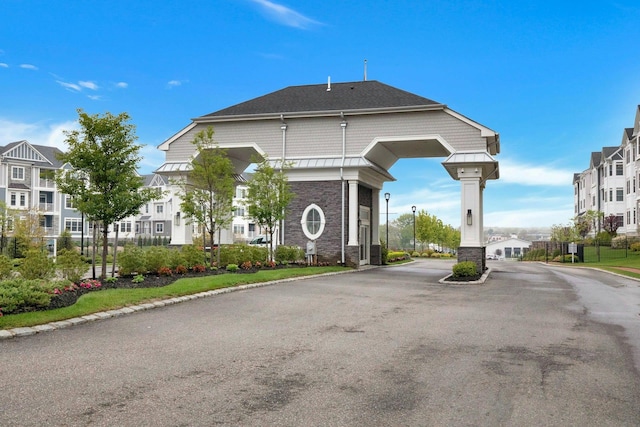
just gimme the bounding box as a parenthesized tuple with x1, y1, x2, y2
(11, 166, 24, 180)
(156, 204, 163, 214)
(609, 189, 613, 202)
(9, 191, 27, 207)
(145, 204, 149, 214)
(616, 163, 623, 176)
(234, 206, 245, 217)
(64, 218, 83, 232)
(301, 204, 326, 240)
(120, 221, 132, 233)
(135, 223, 140, 233)
(233, 225, 245, 235)
(616, 188, 624, 202)
(65, 196, 75, 209)
(609, 164, 612, 176)
(155, 222, 164, 234)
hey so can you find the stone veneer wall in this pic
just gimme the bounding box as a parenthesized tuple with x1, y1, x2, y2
(457, 246, 486, 275)
(283, 181, 376, 268)
(285, 181, 352, 266)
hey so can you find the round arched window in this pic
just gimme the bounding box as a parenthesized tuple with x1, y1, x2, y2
(301, 204, 326, 240)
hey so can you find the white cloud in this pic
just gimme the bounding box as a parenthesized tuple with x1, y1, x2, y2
(0, 63, 8, 68)
(115, 82, 128, 88)
(0, 117, 78, 151)
(484, 206, 575, 228)
(78, 81, 98, 90)
(248, 0, 322, 29)
(87, 95, 101, 101)
(167, 80, 183, 88)
(497, 158, 574, 186)
(138, 143, 165, 174)
(19, 64, 38, 70)
(56, 80, 82, 92)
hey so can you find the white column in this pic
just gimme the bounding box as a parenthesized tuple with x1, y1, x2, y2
(348, 180, 359, 246)
(372, 188, 380, 243)
(458, 167, 483, 247)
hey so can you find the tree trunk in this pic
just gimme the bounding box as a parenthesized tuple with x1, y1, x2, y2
(101, 224, 108, 280)
(92, 222, 97, 279)
(111, 226, 119, 277)
(209, 229, 215, 266)
(216, 228, 222, 268)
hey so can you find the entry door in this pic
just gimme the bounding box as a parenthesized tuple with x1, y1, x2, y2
(359, 225, 370, 265)
(359, 206, 371, 265)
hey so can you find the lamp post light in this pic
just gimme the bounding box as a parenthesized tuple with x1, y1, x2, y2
(384, 192, 390, 249)
(411, 205, 416, 253)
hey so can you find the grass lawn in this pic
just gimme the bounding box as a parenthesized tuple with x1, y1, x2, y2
(0, 266, 350, 330)
(552, 246, 640, 280)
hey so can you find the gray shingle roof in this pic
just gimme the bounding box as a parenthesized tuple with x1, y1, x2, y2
(199, 80, 442, 119)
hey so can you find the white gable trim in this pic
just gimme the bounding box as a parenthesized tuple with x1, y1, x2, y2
(157, 122, 197, 151)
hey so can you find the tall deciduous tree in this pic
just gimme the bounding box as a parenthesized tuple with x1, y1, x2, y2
(245, 158, 293, 261)
(56, 109, 158, 279)
(178, 126, 235, 267)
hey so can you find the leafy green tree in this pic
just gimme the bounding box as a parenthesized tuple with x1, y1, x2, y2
(245, 157, 294, 261)
(550, 223, 577, 242)
(56, 109, 158, 279)
(415, 210, 438, 250)
(177, 126, 235, 267)
(393, 213, 415, 251)
(11, 209, 47, 257)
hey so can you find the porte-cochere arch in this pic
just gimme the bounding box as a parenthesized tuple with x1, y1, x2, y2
(157, 80, 499, 271)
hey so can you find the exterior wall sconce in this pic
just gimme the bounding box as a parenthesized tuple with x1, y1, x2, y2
(175, 211, 181, 226)
(466, 209, 472, 226)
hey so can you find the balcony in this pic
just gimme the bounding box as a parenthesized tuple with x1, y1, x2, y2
(39, 202, 54, 212)
(39, 179, 56, 189)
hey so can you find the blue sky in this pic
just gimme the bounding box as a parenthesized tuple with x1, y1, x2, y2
(2, 0, 639, 229)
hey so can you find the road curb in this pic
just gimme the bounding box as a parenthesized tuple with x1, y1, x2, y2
(0, 268, 363, 341)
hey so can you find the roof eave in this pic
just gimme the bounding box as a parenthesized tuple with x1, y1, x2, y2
(192, 104, 447, 123)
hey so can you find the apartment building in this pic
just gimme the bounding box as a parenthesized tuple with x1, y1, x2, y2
(573, 106, 639, 236)
(0, 140, 259, 251)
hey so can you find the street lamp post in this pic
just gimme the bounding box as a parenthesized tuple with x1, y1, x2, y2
(412, 205, 416, 253)
(384, 192, 390, 249)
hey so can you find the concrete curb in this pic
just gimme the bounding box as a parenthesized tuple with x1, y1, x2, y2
(0, 268, 362, 341)
(438, 267, 492, 285)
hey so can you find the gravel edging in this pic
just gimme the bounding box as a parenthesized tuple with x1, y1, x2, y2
(0, 268, 361, 340)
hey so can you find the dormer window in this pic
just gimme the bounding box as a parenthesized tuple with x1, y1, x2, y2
(12, 166, 24, 180)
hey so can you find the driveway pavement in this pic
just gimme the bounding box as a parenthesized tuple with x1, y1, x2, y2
(1, 259, 639, 426)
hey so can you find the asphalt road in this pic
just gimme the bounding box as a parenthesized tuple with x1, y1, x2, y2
(1, 259, 639, 426)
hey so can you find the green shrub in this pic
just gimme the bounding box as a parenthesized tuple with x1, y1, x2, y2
(275, 245, 304, 263)
(411, 251, 420, 257)
(552, 254, 579, 263)
(145, 246, 170, 274)
(57, 229, 75, 252)
(132, 274, 145, 284)
(381, 240, 389, 265)
(56, 249, 87, 283)
(226, 263, 239, 272)
(387, 251, 408, 262)
(596, 232, 612, 246)
(0, 279, 52, 314)
(611, 236, 628, 249)
(0, 254, 14, 280)
(168, 248, 186, 270)
(118, 244, 147, 276)
(630, 242, 640, 252)
(180, 244, 205, 268)
(452, 261, 477, 278)
(19, 249, 55, 280)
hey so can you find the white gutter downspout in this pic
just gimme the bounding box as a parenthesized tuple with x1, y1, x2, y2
(340, 114, 347, 265)
(280, 116, 287, 246)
